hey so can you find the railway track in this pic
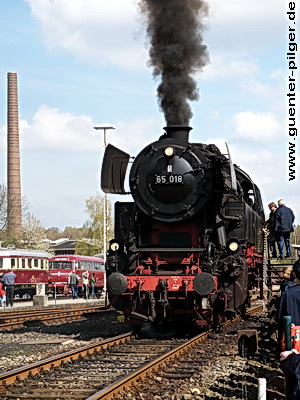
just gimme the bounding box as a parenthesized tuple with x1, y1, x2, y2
(0, 306, 111, 331)
(0, 305, 274, 400)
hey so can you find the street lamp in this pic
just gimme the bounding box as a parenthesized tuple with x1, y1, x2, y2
(93, 126, 115, 271)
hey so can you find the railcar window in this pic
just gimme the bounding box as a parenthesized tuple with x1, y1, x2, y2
(94, 262, 104, 271)
(86, 262, 92, 270)
(0, 259, 2, 268)
(34, 259, 39, 268)
(81, 261, 86, 270)
(22, 258, 26, 268)
(50, 261, 72, 270)
(28, 258, 32, 268)
(96, 262, 105, 271)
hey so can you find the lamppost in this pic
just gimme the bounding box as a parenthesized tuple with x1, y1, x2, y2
(93, 126, 115, 272)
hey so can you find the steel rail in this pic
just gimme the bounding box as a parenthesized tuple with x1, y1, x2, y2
(0, 304, 101, 319)
(87, 331, 210, 399)
(0, 306, 111, 331)
(0, 304, 263, 397)
(87, 304, 264, 399)
(0, 332, 133, 389)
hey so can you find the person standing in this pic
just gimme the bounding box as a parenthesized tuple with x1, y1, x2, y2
(89, 273, 96, 299)
(0, 281, 6, 306)
(1, 269, 17, 307)
(266, 201, 278, 258)
(277, 260, 300, 358)
(280, 267, 295, 293)
(68, 270, 79, 299)
(275, 199, 295, 260)
(277, 260, 300, 328)
(280, 349, 300, 399)
(82, 270, 89, 299)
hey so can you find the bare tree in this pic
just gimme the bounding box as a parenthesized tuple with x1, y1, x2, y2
(0, 183, 47, 248)
(22, 212, 46, 249)
(0, 183, 8, 234)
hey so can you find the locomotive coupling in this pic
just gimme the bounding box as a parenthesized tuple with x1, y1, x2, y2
(107, 272, 128, 295)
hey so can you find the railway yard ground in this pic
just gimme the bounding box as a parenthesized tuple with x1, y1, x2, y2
(0, 298, 286, 400)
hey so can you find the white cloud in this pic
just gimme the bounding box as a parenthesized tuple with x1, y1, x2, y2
(209, 0, 284, 21)
(1, 105, 162, 155)
(19, 105, 97, 151)
(111, 118, 163, 155)
(25, 0, 285, 74)
(232, 111, 282, 141)
(207, 0, 285, 52)
(26, 0, 147, 70)
(240, 80, 279, 98)
(203, 53, 259, 80)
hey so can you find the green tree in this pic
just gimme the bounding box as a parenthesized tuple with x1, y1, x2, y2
(63, 226, 88, 240)
(45, 227, 62, 240)
(84, 192, 113, 253)
(75, 239, 99, 256)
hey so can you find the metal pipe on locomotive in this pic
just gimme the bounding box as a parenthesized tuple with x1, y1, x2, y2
(101, 126, 265, 330)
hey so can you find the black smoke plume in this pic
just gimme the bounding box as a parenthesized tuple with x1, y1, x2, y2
(138, 0, 209, 126)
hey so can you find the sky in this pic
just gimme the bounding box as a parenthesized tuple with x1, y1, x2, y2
(0, 0, 298, 230)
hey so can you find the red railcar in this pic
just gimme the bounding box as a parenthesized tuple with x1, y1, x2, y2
(48, 254, 105, 297)
(0, 247, 50, 298)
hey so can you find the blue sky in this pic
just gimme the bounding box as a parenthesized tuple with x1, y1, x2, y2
(0, 0, 298, 229)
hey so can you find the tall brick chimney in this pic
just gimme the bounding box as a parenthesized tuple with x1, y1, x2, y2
(7, 72, 22, 238)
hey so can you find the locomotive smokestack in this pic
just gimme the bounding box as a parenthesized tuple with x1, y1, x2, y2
(7, 72, 22, 238)
(138, 0, 209, 125)
(163, 125, 192, 142)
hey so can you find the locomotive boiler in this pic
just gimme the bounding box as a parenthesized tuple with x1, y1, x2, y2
(101, 125, 265, 331)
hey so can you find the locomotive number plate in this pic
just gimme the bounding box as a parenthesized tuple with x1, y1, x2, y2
(155, 174, 184, 184)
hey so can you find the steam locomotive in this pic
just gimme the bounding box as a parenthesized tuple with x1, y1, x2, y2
(101, 126, 265, 331)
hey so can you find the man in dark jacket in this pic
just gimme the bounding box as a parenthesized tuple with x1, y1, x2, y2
(266, 201, 278, 258)
(277, 260, 300, 326)
(275, 199, 295, 259)
(278, 260, 300, 399)
(1, 269, 17, 307)
(277, 261, 300, 353)
(68, 270, 79, 299)
(280, 349, 300, 399)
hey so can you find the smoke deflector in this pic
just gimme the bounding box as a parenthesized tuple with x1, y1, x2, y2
(101, 144, 130, 194)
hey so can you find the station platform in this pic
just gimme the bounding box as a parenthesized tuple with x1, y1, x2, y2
(0, 295, 106, 310)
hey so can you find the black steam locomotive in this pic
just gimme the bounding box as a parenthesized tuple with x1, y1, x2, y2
(101, 126, 265, 330)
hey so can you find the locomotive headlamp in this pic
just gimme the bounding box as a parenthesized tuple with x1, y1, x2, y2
(110, 241, 120, 251)
(227, 240, 240, 252)
(164, 146, 174, 157)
